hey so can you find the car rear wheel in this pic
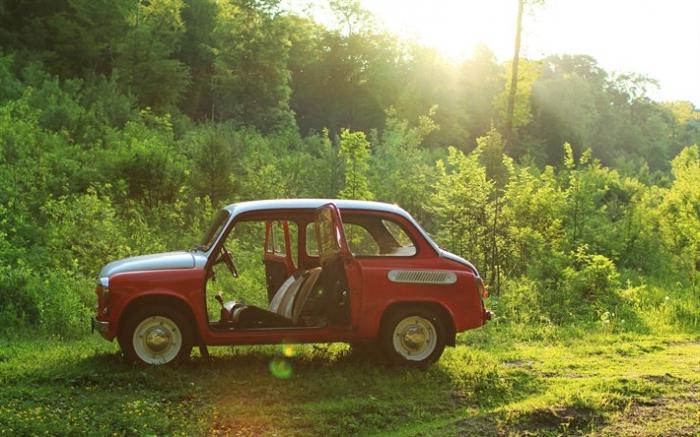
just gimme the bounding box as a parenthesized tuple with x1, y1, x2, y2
(380, 306, 446, 367)
(119, 305, 193, 366)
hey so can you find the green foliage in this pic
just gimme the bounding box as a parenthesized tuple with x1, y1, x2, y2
(0, 1, 698, 338)
(659, 145, 700, 289)
(338, 128, 373, 200)
(560, 247, 620, 319)
(115, 0, 191, 111)
(0, 265, 92, 338)
(495, 59, 541, 132)
(369, 107, 437, 221)
(430, 146, 493, 269)
(0, 6, 699, 436)
(211, 0, 293, 130)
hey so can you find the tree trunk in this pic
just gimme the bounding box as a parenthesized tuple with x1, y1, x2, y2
(505, 0, 525, 151)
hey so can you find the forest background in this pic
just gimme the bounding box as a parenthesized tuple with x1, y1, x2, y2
(0, 0, 698, 345)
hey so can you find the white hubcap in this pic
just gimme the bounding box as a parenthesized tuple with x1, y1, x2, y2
(392, 316, 436, 361)
(133, 316, 182, 365)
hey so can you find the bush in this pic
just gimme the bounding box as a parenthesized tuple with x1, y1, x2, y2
(0, 266, 92, 339)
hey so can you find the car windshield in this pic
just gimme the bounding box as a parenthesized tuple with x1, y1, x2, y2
(195, 209, 230, 251)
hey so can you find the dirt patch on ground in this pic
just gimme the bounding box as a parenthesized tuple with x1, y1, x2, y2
(430, 406, 603, 436)
(208, 419, 283, 437)
(510, 405, 604, 435)
(597, 385, 700, 437)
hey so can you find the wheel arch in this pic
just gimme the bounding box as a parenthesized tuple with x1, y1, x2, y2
(118, 293, 200, 342)
(379, 301, 457, 347)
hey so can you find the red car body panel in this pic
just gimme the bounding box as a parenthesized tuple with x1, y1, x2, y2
(94, 200, 489, 347)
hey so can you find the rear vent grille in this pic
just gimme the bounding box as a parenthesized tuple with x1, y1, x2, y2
(387, 270, 457, 285)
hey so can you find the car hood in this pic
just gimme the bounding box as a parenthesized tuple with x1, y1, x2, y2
(439, 249, 480, 277)
(99, 251, 207, 278)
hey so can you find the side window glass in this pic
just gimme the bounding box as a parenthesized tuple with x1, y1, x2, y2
(381, 219, 416, 256)
(306, 216, 416, 257)
(272, 221, 286, 255)
(344, 223, 379, 256)
(305, 222, 318, 256)
(266, 221, 287, 256)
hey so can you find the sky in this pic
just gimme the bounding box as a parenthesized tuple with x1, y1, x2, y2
(285, 0, 700, 106)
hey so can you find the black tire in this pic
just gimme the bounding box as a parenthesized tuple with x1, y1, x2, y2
(118, 305, 194, 367)
(379, 306, 446, 368)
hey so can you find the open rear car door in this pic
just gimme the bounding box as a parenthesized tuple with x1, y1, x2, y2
(313, 203, 352, 325)
(263, 220, 295, 302)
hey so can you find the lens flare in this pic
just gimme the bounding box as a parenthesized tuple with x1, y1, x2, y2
(282, 344, 296, 358)
(269, 357, 293, 379)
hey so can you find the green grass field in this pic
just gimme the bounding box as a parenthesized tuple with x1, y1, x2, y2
(1, 324, 698, 436)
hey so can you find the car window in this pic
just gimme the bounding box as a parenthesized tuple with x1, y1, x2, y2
(344, 223, 379, 256)
(305, 216, 416, 257)
(381, 219, 416, 255)
(305, 222, 318, 256)
(199, 209, 230, 251)
(267, 221, 287, 256)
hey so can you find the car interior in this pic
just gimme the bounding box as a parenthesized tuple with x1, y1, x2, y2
(205, 205, 418, 332)
(206, 206, 351, 331)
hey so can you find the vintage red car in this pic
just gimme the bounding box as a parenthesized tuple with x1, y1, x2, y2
(92, 199, 491, 367)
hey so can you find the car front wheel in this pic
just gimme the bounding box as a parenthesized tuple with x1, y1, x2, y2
(119, 305, 193, 366)
(380, 306, 446, 367)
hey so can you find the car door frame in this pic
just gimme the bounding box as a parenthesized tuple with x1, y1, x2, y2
(199, 205, 363, 345)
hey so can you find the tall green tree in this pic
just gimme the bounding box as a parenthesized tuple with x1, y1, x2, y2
(211, 0, 293, 130)
(659, 145, 700, 291)
(115, 0, 191, 111)
(338, 129, 373, 200)
(369, 107, 438, 222)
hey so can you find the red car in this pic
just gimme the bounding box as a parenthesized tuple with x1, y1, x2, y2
(92, 199, 491, 367)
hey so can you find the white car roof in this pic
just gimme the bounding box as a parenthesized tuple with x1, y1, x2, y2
(223, 198, 441, 254)
(224, 198, 407, 217)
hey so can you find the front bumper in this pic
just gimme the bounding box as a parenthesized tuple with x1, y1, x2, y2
(91, 317, 110, 340)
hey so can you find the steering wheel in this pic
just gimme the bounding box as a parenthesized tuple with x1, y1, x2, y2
(217, 245, 239, 278)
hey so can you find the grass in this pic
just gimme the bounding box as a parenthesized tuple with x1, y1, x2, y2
(1, 324, 699, 436)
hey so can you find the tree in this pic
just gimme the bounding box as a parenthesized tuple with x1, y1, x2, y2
(328, 0, 372, 37)
(176, 0, 219, 119)
(504, 0, 525, 150)
(115, 0, 191, 111)
(503, 0, 544, 152)
(459, 46, 504, 145)
(495, 58, 541, 152)
(430, 147, 493, 278)
(659, 145, 700, 291)
(338, 129, 373, 200)
(210, 0, 293, 130)
(0, 0, 131, 77)
(369, 107, 438, 222)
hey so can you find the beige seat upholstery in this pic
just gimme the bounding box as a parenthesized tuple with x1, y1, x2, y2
(269, 274, 303, 313)
(228, 267, 322, 327)
(290, 267, 322, 323)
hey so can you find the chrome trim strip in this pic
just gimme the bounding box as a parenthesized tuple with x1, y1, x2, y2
(387, 270, 457, 285)
(99, 277, 109, 289)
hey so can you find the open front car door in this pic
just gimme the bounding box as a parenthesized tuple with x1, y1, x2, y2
(313, 203, 352, 325)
